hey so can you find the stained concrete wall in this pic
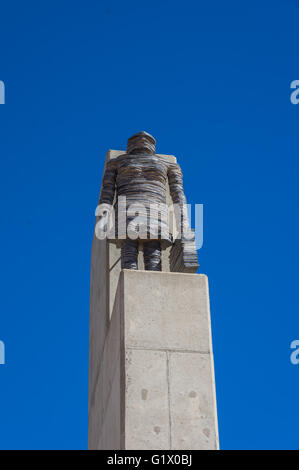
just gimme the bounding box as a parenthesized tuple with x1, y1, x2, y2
(88, 269, 219, 450)
(88, 277, 124, 449)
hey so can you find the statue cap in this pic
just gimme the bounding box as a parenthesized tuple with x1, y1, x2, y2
(127, 131, 156, 144)
(127, 131, 156, 154)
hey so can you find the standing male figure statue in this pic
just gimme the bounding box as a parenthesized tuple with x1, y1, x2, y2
(98, 131, 198, 272)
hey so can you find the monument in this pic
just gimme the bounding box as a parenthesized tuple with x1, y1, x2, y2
(88, 132, 219, 450)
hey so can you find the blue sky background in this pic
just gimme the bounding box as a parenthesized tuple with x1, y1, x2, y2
(0, 0, 299, 450)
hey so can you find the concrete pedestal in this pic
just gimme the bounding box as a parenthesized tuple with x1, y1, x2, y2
(88, 269, 219, 450)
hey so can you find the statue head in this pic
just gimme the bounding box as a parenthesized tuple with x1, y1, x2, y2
(127, 131, 156, 155)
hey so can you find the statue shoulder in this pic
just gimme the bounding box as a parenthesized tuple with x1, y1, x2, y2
(167, 160, 182, 173)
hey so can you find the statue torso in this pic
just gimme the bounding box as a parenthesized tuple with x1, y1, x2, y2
(114, 153, 170, 205)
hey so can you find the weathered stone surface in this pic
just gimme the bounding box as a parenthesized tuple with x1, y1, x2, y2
(169, 352, 218, 450)
(123, 270, 211, 353)
(97, 359, 122, 450)
(125, 349, 170, 450)
(88, 269, 219, 450)
(88, 277, 122, 449)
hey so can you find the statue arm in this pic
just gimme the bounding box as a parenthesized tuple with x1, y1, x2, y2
(168, 162, 187, 206)
(99, 160, 117, 206)
(168, 162, 189, 240)
(168, 163, 199, 273)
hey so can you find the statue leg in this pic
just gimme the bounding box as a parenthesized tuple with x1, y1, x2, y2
(143, 240, 162, 271)
(121, 239, 138, 270)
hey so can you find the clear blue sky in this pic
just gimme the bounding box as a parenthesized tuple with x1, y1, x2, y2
(0, 0, 299, 450)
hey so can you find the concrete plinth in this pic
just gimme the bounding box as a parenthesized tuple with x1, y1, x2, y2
(88, 269, 219, 450)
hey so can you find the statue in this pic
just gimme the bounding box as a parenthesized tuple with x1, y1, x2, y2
(98, 131, 198, 272)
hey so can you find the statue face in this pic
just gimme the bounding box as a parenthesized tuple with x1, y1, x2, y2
(127, 132, 156, 155)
